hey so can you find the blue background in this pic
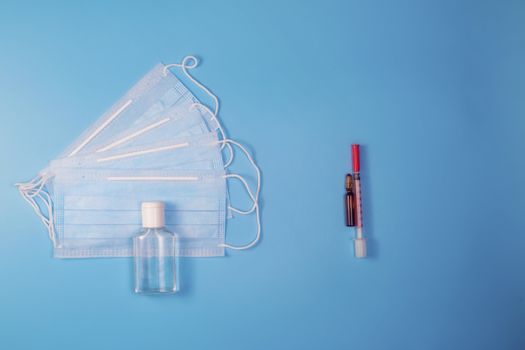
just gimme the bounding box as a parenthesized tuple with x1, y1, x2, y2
(0, 0, 524, 349)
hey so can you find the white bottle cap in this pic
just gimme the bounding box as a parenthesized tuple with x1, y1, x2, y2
(354, 238, 367, 258)
(141, 202, 165, 228)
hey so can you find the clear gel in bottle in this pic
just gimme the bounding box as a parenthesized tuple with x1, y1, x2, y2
(133, 202, 179, 294)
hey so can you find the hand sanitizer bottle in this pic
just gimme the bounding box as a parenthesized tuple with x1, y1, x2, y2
(133, 202, 179, 294)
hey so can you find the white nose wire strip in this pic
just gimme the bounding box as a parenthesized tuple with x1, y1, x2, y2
(190, 103, 234, 167)
(96, 117, 170, 153)
(68, 99, 133, 157)
(221, 174, 261, 250)
(107, 176, 199, 181)
(96, 142, 190, 163)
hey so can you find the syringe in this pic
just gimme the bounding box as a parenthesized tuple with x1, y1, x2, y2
(352, 144, 367, 258)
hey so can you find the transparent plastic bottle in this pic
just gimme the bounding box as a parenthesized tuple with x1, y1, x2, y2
(133, 202, 179, 294)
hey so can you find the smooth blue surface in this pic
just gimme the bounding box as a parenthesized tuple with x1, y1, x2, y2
(0, 1, 524, 349)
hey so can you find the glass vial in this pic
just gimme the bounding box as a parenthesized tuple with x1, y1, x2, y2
(133, 202, 179, 294)
(345, 174, 356, 227)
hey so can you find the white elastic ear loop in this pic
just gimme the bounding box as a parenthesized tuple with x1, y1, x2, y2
(225, 174, 256, 214)
(35, 190, 56, 242)
(190, 103, 234, 167)
(24, 176, 49, 197)
(16, 175, 48, 222)
(44, 195, 55, 242)
(223, 205, 260, 250)
(221, 174, 261, 250)
(16, 176, 56, 242)
(18, 188, 50, 227)
(220, 139, 261, 214)
(15, 174, 45, 193)
(163, 56, 219, 117)
(163, 56, 235, 166)
(163, 56, 229, 152)
(21, 183, 55, 243)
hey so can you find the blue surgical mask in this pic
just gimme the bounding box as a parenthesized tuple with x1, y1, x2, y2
(60, 64, 203, 158)
(17, 56, 262, 258)
(20, 151, 259, 258)
(50, 168, 228, 258)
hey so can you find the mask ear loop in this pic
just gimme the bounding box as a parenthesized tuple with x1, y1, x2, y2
(221, 174, 261, 250)
(163, 56, 217, 114)
(164, 56, 262, 249)
(190, 103, 234, 168)
(16, 175, 48, 223)
(219, 139, 261, 214)
(15, 175, 56, 243)
(35, 190, 56, 243)
(18, 187, 50, 227)
(16, 174, 45, 193)
(162, 56, 233, 155)
(219, 139, 262, 249)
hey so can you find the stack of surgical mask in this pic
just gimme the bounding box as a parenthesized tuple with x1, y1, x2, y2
(16, 56, 261, 258)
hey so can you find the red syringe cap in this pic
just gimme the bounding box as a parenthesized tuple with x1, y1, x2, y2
(352, 144, 360, 173)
